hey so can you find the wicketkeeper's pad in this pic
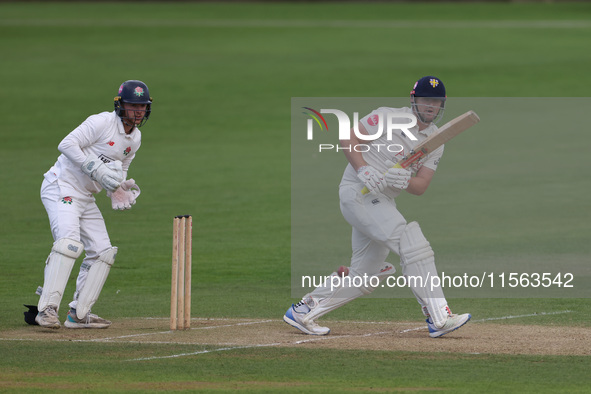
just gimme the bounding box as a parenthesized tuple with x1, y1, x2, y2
(75, 247, 117, 319)
(38, 238, 83, 313)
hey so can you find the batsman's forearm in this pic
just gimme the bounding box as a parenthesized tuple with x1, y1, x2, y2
(406, 179, 428, 195)
(405, 168, 434, 196)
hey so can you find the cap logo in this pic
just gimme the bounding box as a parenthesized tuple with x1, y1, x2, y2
(429, 79, 439, 88)
(134, 87, 144, 97)
(118, 84, 124, 94)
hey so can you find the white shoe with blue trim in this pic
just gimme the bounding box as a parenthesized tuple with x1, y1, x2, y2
(283, 302, 330, 336)
(427, 313, 471, 338)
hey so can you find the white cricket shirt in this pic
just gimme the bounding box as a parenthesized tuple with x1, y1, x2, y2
(44, 111, 142, 196)
(340, 106, 444, 199)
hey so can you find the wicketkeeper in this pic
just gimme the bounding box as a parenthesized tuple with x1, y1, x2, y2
(34, 80, 151, 329)
(284, 76, 471, 338)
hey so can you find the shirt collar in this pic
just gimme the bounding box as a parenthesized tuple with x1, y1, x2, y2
(114, 111, 136, 137)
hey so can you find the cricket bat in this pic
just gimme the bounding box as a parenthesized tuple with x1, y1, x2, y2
(361, 110, 480, 195)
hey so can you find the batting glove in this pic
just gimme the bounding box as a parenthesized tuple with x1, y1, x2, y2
(385, 167, 411, 190)
(357, 165, 386, 194)
(107, 179, 141, 210)
(81, 155, 124, 192)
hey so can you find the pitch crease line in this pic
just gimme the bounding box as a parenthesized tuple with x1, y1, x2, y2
(126, 342, 281, 362)
(473, 310, 573, 323)
(191, 319, 274, 330)
(142, 317, 266, 322)
(294, 330, 392, 345)
(89, 330, 173, 342)
(88, 319, 273, 341)
(399, 310, 574, 333)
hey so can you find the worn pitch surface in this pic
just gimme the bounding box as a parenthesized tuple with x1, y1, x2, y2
(3, 317, 589, 359)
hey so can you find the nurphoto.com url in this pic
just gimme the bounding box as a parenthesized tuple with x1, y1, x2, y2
(301, 272, 574, 292)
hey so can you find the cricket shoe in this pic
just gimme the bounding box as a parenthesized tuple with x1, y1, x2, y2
(35, 306, 60, 329)
(64, 309, 111, 329)
(427, 313, 471, 338)
(283, 302, 330, 336)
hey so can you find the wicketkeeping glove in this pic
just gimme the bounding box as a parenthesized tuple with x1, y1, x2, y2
(357, 165, 386, 194)
(384, 160, 411, 190)
(81, 155, 124, 192)
(107, 179, 141, 210)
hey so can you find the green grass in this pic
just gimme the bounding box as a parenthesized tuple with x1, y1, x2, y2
(1, 2, 590, 392)
(1, 343, 590, 393)
(0, 343, 589, 393)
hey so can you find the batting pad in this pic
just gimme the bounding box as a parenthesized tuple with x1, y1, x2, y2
(38, 238, 83, 312)
(76, 247, 117, 319)
(400, 222, 449, 328)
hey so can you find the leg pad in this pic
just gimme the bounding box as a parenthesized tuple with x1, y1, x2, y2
(38, 238, 83, 312)
(75, 247, 117, 319)
(400, 222, 449, 327)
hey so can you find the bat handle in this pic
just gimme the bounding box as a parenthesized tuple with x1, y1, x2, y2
(360, 163, 403, 195)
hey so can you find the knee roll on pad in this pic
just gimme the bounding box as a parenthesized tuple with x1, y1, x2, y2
(399, 222, 434, 265)
(53, 238, 84, 259)
(75, 247, 117, 319)
(38, 238, 84, 312)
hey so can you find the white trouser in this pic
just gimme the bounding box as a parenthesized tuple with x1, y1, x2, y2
(305, 183, 447, 321)
(41, 178, 112, 310)
(304, 184, 406, 309)
(339, 184, 407, 267)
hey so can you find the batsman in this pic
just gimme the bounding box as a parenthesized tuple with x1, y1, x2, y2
(284, 76, 471, 338)
(33, 80, 151, 329)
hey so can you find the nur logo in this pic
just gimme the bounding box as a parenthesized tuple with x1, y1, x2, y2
(302, 107, 329, 138)
(303, 107, 418, 142)
(303, 106, 420, 153)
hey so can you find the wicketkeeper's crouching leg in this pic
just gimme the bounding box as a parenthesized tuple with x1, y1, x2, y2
(36, 238, 84, 328)
(64, 247, 118, 329)
(399, 221, 471, 338)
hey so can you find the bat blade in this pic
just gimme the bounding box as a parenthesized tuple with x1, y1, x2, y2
(361, 110, 480, 194)
(399, 110, 480, 168)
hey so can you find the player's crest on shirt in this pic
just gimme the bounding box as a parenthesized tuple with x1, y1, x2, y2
(107, 141, 115, 146)
(61, 197, 73, 205)
(123, 147, 131, 156)
(429, 79, 439, 88)
(367, 114, 380, 126)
